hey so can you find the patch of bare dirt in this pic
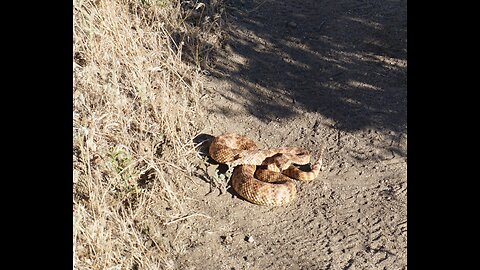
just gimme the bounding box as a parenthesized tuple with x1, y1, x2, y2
(175, 0, 407, 269)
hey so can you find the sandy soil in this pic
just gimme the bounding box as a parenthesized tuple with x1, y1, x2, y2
(175, 0, 406, 269)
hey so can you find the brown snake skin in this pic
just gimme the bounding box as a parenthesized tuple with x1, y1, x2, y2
(209, 133, 325, 206)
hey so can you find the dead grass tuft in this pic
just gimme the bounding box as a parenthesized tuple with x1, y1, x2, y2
(73, 0, 224, 268)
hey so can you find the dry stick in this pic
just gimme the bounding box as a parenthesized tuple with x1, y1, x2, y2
(382, 157, 406, 166)
(155, 159, 187, 173)
(143, 159, 183, 209)
(147, 233, 165, 254)
(318, 20, 327, 32)
(247, 0, 270, 13)
(163, 213, 211, 226)
(73, 214, 78, 270)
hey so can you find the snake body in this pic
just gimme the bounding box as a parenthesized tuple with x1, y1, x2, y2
(209, 133, 324, 206)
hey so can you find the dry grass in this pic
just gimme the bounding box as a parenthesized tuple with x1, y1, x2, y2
(73, 0, 224, 269)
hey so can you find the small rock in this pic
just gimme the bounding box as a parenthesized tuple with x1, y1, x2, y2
(221, 234, 233, 245)
(207, 164, 219, 178)
(245, 235, 254, 243)
(287, 21, 297, 28)
(145, 239, 153, 248)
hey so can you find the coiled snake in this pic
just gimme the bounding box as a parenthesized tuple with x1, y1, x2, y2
(209, 133, 325, 206)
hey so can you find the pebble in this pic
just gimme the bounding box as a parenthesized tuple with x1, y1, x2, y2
(246, 235, 254, 243)
(145, 239, 153, 248)
(287, 21, 297, 28)
(222, 234, 233, 245)
(207, 164, 219, 178)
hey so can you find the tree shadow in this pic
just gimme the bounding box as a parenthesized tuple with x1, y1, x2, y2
(203, 0, 407, 133)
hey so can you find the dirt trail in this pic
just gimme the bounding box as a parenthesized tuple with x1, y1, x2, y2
(177, 0, 406, 269)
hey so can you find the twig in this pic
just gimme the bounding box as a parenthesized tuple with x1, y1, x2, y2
(382, 157, 406, 166)
(247, 0, 269, 13)
(163, 213, 211, 225)
(147, 234, 164, 253)
(318, 20, 327, 32)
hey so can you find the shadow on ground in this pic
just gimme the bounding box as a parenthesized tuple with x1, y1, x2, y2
(197, 0, 407, 133)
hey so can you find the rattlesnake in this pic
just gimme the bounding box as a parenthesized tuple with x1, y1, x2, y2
(209, 133, 325, 206)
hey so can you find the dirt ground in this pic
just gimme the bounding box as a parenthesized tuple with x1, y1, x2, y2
(174, 0, 406, 269)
